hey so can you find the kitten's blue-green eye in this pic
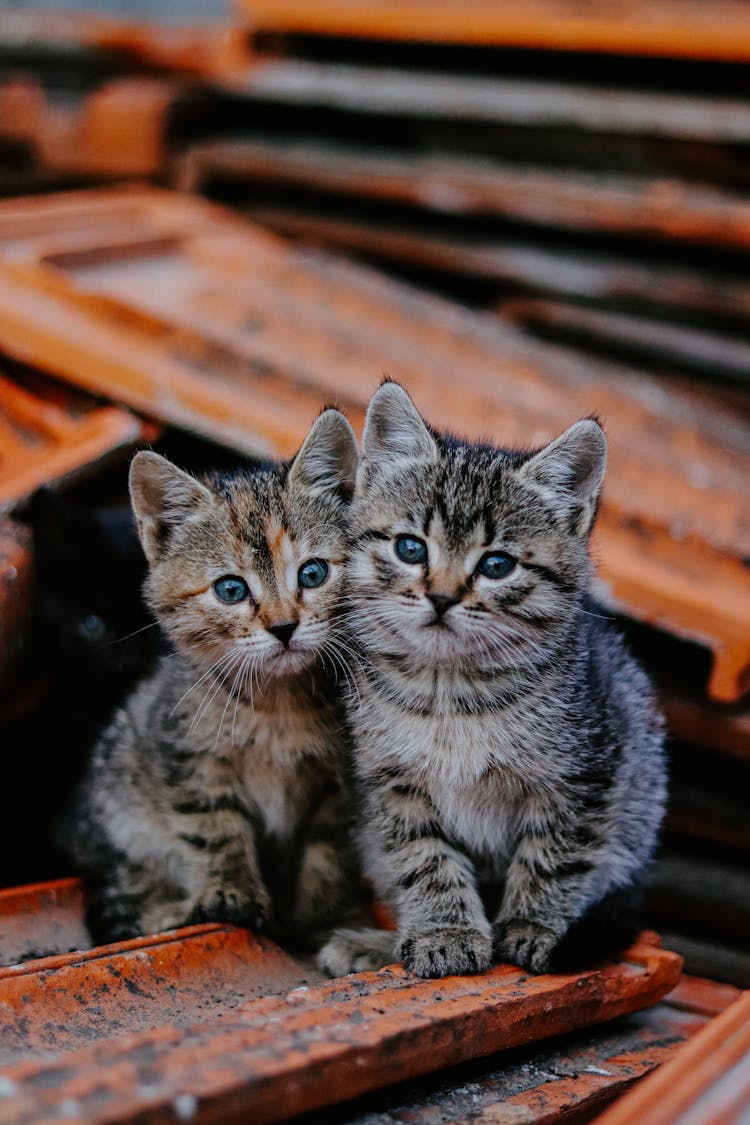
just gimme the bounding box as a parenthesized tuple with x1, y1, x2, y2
(213, 575, 250, 604)
(298, 559, 329, 589)
(476, 552, 516, 580)
(395, 535, 428, 565)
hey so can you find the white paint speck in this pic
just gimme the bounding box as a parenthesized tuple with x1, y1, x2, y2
(584, 1065, 613, 1076)
(59, 1099, 82, 1117)
(173, 1094, 197, 1121)
(0, 1078, 18, 1097)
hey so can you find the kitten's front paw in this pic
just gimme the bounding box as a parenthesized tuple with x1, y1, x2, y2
(188, 884, 270, 931)
(494, 918, 559, 973)
(398, 925, 492, 978)
(317, 928, 397, 976)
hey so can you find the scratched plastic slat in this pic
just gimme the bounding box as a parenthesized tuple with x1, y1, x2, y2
(241, 206, 750, 324)
(594, 989, 750, 1125)
(180, 137, 750, 252)
(300, 976, 741, 1125)
(0, 937, 681, 1124)
(0, 372, 145, 511)
(236, 0, 750, 62)
(502, 298, 750, 384)
(0, 930, 319, 1068)
(231, 59, 750, 144)
(0, 188, 747, 700)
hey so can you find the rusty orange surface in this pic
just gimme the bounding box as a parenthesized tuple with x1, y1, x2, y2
(238, 0, 750, 61)
(180, 136, 750, 252)
(0, 76, 179, 178)
(0, 371, 146, 511)
(0, 519, 32, 691)
(594, 989, 750, 1125)
(0, 875, 682, 1124)
(0, 187, 747, 700)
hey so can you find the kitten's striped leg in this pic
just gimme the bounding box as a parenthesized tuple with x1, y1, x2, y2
(494, 803, 603, 973)
(85, 867, 145, 943)
(378, 783, 492, 978)
(171, 795, 271, 930)
(85, 857, 189, 942)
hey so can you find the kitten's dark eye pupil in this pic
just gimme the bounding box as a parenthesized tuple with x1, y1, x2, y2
(79, 613, 106, 641)
(477, 553, 516, 580)
(298, 559, 329, 589)
(214, 575, 250, 604)
(395, 536, 428, 565)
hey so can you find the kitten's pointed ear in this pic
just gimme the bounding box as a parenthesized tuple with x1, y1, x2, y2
(288, 409, 358, 500)
(518, 419, 607, 537)
(129, 451, 213, 564)
(362, 381, 438, 464)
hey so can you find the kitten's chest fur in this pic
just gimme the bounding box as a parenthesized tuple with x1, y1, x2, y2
(356, 661, 563, 859)
(183, 667, 343, 842)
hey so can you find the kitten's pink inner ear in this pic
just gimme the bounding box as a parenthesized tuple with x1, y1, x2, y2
(363, 382, 438, 462)
(129, 452, 212, 563)
(519, 420, 607, 505)
(289, 409, 358, 497)
(129, 452, 211, 523)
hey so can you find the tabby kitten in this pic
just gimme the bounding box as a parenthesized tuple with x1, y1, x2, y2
(319, 382, 666, 978)
(67, 410, 362, 947)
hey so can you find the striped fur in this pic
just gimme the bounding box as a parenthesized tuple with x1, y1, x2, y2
(65, 411, 364, 948)
(319, 382, 666, 978)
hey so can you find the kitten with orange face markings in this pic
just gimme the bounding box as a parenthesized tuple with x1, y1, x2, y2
(65, 410, 364, 947)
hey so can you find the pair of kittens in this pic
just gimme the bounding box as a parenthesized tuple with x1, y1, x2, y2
(69, 381, 666, 977)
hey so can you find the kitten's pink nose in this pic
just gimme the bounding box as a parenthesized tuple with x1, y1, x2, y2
(267, 621, 298, 647)
(428, 593, 460, 618)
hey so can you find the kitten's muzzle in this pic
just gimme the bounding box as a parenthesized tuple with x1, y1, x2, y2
(428, 593, 460, 620)
(266, 621, 298, 647)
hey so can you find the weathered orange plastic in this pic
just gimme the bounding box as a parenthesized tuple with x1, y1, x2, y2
(238, 0, 750, 62)
(0, 76, 178, 178)
(594, 988, 750, 1125)
(0, 372, 145, 510)
(178, 136, 750, 253)
(0, 877, 683, 1123)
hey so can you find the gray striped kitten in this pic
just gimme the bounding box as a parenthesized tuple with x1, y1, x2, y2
(67, 410, 363, 948)
(319, 382, 666, 978)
